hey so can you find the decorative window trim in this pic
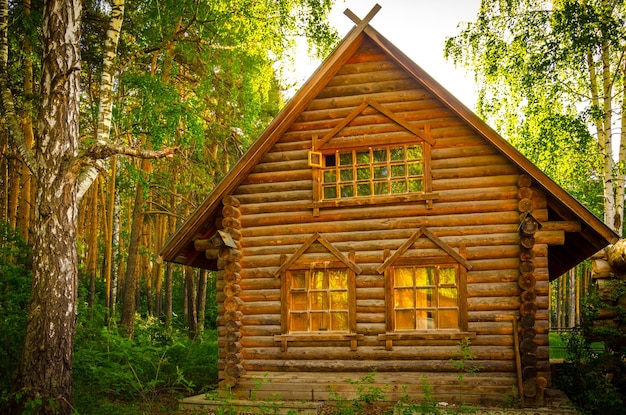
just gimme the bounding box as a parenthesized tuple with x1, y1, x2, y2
(379, 227, 473, 350)
(309, 99, 436, 215)
(275, 233, 361, 351)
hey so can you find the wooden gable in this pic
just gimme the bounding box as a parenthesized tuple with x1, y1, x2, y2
(160, 13, 618, 280)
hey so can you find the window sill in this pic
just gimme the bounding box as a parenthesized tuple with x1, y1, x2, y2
(274, 333, 364, 352)
(309, 192, 439, 211)
(378, 331, 476, 351)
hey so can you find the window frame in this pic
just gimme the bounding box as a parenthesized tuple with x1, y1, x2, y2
(286, 267, 352, 334)
(391, 263, 461, 331)
(310, 140, 437, 211)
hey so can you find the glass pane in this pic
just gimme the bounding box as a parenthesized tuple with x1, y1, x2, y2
(291, 313, 307, 331)
(408, 162, 423, 176)
(439, 288, 458, 307)
(357, 183, 371, 196)
(323, 170, 336, 183)
(373, 166, 388, 179)
(329, 270, 347, 289)
(310, 292, 327, 310)
(395, 310, 415, 330)
(408, 179, 423, 193)
(407, 145, 422, 160)
(391, 165, 405, 177)
(415, 288, 433, 307)
(323, 186, 337, 199)
(390, 146, 404, 161)
(439, 309, 459, 329)
(394, 268, 414, 287)
(291, 272, 306, 289)
(291, 292, 307, 310)
(331, 311, 349, 331)
(330, 292, 348, 309)
(339, 152, 353, 166)
(373, 148, 387, 162)
(356, 150, 370, 164)
(416, 310, 434, 329)
(340, 169, 353, 182)
(440, 267, 456, 285)
(374, 181, 388, 195)
(340, 185, 354, 198)
(310, 312, 329, 331)
(356, 167, 370, 180)
(394, 288, 415, 308)
(415, 267, 434, 286)
(310, 271, 326, 289)
(391, 180, 406, 194)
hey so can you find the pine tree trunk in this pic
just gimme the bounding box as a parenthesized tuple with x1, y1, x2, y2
(120, 168, 146, 337)
(6, 1, 82, 413)
(165, 262, 173, 326)
(196, 269, 208, 336)
(185, 266, 197, 339)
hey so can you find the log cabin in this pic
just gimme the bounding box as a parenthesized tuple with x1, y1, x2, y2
(160, 5, 619, 408)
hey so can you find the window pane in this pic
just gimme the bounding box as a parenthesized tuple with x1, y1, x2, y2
(440, 267, 456, 285)
(310, 292, 327, 310)
(373, 166, 388, 179)
(373, 181, 388, 195)
(390, 146, 404, 161)
(394, 268, 414, 287)
(408, 179, 423, 193)
(407, 145, 422, 160)
(323, 186, 337, 199)
(339, 152, 353, 166)
(416, 310, 434, 329)
(330, 292, 348, 309)
(331, 311, 349, 331)
(415, 288, 434, 307)
(391, 165, 405, 177)
(325, 154, 336, 167)
(439, 309, 459, 329)
(408, 162, 423, 176)
(373, 148, 387, 162)
(291, 313, 307, 331)
(291, 292, 307, 310)
(357, 167, 370, 180)
(356, 150, 370, 164)
(329, 270, 347, 289)
(391, 180, 406, 194)
(310, 312, 329, 331)
(395, 310, 415, 330)
(439, 288, 458, 307)
(310, 271, 326, 289)
(357, 183, 371, 196)
(340, 168, 353, 182)
(395, 288, 415, 308)
(291, 272, 306, 289)
(323, 170, 336, 183)
(415, 267, 434, 286)
(340, 185, 354, 198)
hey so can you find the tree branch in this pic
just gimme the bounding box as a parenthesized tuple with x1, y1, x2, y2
(84, 143, 176, 161)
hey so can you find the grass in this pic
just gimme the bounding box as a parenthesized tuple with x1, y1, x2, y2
(549, 331, 604, 360)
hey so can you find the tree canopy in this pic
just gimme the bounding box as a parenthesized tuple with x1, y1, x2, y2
(445, 0, 626, 234)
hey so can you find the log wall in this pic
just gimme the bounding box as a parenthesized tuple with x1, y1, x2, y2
(211, 38, 555, 406)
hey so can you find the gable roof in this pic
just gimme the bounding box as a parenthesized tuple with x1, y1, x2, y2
(159, 13, 619, 279)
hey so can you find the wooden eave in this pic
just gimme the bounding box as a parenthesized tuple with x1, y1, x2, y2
(160, 19, 619, 274)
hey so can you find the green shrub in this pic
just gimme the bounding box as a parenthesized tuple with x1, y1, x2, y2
(0, 222, 32, 394)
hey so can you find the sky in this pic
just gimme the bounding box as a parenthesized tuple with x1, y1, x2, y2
(290, 0, 482, 109)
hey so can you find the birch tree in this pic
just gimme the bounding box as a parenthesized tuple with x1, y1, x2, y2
(445, 0, 625, 234)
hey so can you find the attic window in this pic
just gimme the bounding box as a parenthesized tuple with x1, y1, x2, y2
(321, 144, 424, 200)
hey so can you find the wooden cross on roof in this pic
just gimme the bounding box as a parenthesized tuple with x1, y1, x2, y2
(344, 3, 381, 30)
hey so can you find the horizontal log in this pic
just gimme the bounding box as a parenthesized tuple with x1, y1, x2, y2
(467, 282, 521, 298)
(241, 345, 514, 361)
(467, 296, 521, 311)
(432, 164, 519, 181)
(241, 359, 515, 373)
(242, 211, 522, 238)
(243, 169, 312, 186)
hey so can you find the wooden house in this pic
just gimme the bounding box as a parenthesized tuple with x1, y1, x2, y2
(160, 6, 619, 407)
